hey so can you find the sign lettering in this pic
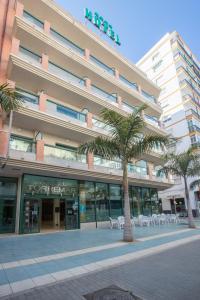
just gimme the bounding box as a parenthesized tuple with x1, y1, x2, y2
(85, 8, 121, 46)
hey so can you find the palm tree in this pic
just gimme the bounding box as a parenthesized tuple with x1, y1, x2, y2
(159, 147, 200, 228)
(79, 105, 168, 242)
(0, 83, 23, 113)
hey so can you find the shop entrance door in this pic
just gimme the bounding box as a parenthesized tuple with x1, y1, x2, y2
(41, 199, 54, 230)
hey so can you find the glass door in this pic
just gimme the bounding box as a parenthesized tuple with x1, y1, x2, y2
(65, 198, 79, 230)
(23, 198, 40, 233)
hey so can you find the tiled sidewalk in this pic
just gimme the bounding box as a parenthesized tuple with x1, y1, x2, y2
(0, 224, 199, 298)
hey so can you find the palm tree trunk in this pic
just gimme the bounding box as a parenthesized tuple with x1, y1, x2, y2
(183, 176, 195, 228)
(123, 162, 133, 242)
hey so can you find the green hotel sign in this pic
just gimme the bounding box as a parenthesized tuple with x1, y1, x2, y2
(85, 8, 121, 46)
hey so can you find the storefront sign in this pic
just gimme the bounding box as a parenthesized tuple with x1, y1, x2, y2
(23, 175, 78, 197)
(85, 8, 121, 46)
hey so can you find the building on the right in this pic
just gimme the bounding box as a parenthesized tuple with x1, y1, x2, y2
(137, 31, 200, 216)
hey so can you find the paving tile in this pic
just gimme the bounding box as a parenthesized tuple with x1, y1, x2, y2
(10, 279, 35, 293)
(0, 283, 12, 297)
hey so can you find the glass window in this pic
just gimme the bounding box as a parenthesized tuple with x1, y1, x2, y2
(150, 188, 160, 214)
(132, 187, 142, 216)
(109, 184, 122, 218)
(17, 88, 39, 104)
(79, 181, 95, 223)
(95, 183, 109, 221)
(141, 188, 151, 216)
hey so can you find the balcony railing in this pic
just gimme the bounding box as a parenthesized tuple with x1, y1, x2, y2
(91, 85, 117, 103)
(48, 62, 85, 87)
(188, 125, 200, 133)
(122, 102, 137, 114)
(92, 118, 113, 132)
(50, 28, 84, 56)
(9, 136, 36, 160)
(119, 74, 138, 91)
(17, 88, 39, 109)
(46, 100, 86, 123)
(23, 11, 44, 30)
(141, 90, 156, 104)
(90, 55, 114, 75)
(144, 114, 160, 127)
(185, 109, 200, 119)
(19, 46, 41, 67)
(94, 156, 122, 169)
(44, 144, 87, 164)
(128, 163, 147, 176)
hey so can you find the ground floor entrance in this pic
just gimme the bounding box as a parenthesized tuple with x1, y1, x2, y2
(23, 198, 79, 234)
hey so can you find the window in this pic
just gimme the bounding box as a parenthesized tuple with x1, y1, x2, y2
(152, 60, 163, 72)
(152, 52, 159, 61)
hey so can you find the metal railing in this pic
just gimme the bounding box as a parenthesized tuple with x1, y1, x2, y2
(90, 55, 114, 75)
(19, 46, 41, 67)
(144, 114, 160, 127)
(119, 74, 138, 91)
(91, 85, 117, 103)
(23, 11, 44, 29)
(46, 100, 86, 123)
(50, 28, 84, 56)
(48, 62, 85, 87)
(141, 90, 156, 104)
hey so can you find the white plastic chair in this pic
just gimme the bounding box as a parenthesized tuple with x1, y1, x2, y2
(117, 216, 124, 229)
(109, 217, 118, 229)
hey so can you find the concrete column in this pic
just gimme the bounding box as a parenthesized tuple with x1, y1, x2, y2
(39, 92, 47, 112)
(41, 54, 48, 70)
(44, 20, 50, 34)
(87, 152, 94, 169)
(15, 176, 22, 234)
(84, 48, 90, 60)
(0, 129, 8, 157)
(114, 68, 119, 80)
(11, 37, 20, 55)
(36, 140, 44, 161)
(53, 199, 60, 229)
(15, 1, 24, 17)
(86, 112, 93, 128)
(117, 95, 122, 109)
(85, 77, 91, 91)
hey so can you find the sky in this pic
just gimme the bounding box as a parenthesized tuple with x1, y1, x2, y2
(55, 0, 199, 64)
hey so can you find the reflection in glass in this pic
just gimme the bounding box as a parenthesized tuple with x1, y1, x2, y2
(109, 184, 122, 218)
(79, 181, 95, 222)
(95, 183, 109, 221)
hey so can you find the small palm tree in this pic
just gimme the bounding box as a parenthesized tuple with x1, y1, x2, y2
(159, 147, 200, 228)
(0, 83, 23, 113)
(79, 105, 168, 242)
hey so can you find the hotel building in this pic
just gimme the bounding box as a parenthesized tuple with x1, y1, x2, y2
(0, 0, 172, 234)
(137, 31, 200, 216)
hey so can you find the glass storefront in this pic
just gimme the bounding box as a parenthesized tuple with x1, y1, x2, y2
(20, 175, 79, 233)
(18, 174, 160, 233)
(0, 177, 17, 233)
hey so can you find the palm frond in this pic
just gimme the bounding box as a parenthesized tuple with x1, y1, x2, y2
(78, 136, 120, 160)
(0, 83, 24, 113)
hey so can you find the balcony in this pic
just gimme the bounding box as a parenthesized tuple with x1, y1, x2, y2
(90, 55, 114, 75)
(50, 28, 84, 56)
(48, 62, 85, 88)
(9, 135, 36, 161)
(141, 90, 156, 104)
(119, 74, 138, 92)
(188, 125, 200, 133)
(122, 102, 136, 114)
(91, 85, 117, 104)
(23, 10, 44, 30)
(144, 114, 160, 128)
(92, 118, 112, 134)
(46, 100, 87, 125)
(17, 88, 39, 110)
(185, 109, 200, 119)
(19, 46, 41, 67)
(44, 144, 87, 169)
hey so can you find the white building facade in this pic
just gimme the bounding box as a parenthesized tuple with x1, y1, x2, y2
(137, 31, 200, 216)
